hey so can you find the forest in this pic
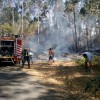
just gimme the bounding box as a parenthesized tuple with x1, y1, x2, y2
(0, 0, 100, 100)
(0, 0, 100, 52)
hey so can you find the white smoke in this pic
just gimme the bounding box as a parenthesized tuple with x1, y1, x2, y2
(24, 0, 75, 54)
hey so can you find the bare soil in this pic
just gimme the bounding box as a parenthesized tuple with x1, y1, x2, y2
(22, 60, 100, 100)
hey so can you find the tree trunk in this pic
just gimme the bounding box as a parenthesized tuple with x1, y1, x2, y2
(21, 0, 24, 35)
(73, 9, 78, 52)
(86, 26, 89, 51)
(1, 0, 4, 17)
(37, 0, 40, 43)
(12, 7, 14, 31)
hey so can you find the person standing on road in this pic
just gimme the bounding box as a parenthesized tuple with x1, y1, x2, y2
(22, 48, 30, 69)
(83, 52, 93, 73)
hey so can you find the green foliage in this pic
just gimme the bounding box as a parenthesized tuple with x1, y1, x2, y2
(75, 57, 85, 66)
(75, 55, 100, 66)
(0, 23, 12, 34)
(84, 0, 100, 15)
(1, 7, 19, 24)
(64, 0, 80, 12)
(80, 7, 87, 16)
(25, 22, 38, 35)
(2, 7, 12, 24)
(93, 55, 100, 66)
(99, 3, 100, 9)
(64, 1, 74, 12)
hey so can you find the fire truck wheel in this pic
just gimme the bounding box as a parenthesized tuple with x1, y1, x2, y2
(14, 61, 17, 64)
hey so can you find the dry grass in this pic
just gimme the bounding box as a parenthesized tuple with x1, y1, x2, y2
(22, 60, 100, 100)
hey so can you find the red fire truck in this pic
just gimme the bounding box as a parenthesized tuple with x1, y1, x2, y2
(0, 35, 22, 64)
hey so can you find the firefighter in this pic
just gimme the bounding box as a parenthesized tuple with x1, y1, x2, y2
(21, 48, 30, 68)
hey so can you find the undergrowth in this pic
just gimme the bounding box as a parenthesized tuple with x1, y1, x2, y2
(75, 55, 100, 66)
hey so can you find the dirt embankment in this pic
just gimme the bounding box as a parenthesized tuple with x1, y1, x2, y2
(22, 60, 100, 100)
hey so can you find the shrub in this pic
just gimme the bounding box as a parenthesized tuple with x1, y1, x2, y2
(75, 55, 100, 66)
(93, 55, 100, 66)
(75, 57, 85, 66)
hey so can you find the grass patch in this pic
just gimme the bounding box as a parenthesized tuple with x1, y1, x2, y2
(93, 55, 100, 66)
(75, 55, 100, 67)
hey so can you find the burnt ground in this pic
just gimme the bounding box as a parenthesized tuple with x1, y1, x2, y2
(0, 61, 100, 100)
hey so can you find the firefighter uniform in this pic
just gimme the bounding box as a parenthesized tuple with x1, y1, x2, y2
(22, 48, 30, 68)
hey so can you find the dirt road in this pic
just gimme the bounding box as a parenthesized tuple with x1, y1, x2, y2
(0, 61, 100, 100)
(0, 66, 63, 100)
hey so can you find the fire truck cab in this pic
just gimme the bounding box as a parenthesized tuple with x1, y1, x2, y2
(0, 34, 22, 64)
